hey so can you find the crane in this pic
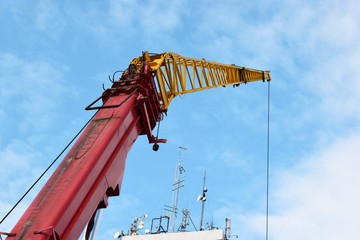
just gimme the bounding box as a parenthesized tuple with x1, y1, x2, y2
(4, 52, 270, 240)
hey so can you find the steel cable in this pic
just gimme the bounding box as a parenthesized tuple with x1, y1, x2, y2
(0, 111, 98, 225)
(266, 81, 271, 240)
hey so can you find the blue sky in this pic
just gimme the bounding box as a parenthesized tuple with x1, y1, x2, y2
(1, 0, 360, 239)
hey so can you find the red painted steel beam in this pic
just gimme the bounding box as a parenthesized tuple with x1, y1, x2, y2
(7, 63, 163, 240)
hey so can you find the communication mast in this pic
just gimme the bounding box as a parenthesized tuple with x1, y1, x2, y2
(164, 144, 187, 232)
(177, 209, 190, 232)
(198, 171, 207, 231)
(225, 218, 231, 239)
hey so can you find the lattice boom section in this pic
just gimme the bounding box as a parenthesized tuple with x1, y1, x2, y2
(132, 52, 271, 110)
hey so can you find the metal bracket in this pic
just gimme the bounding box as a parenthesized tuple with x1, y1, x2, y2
(85, 89, 138, 110)
(33, 226, 59, 240)
(0, 232, 16, 239)
(137, 97, 167, 144)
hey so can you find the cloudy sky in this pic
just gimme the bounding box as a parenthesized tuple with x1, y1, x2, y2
(1, 0, 359, 239)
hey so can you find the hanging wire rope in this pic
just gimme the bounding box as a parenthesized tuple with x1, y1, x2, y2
(0, 111, 98, 225)
(182, 188, 201, 216)
(0, 81, 128, 226)
(266, 81, 271, 240)
(147, 184, 173, 217)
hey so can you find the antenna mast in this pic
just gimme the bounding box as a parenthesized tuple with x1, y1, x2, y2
(164, 144, 187, 232)
(225, 218, 231, 239)
(198, 171, 207, 231)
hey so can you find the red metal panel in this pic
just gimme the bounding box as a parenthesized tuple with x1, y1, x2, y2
(7, 63, 166, 240)
(8, 93, 143, 240)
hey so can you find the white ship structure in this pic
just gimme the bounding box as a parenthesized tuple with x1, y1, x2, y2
(111, 145, 237, 240)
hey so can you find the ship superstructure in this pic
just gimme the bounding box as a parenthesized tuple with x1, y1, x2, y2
(113, 146, 237, 240)
(121, 229, 225, 240)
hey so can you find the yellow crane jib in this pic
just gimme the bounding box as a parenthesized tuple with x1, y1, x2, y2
(131, 51, 271, 110)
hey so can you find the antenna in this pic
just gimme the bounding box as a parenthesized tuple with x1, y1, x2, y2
(225, 218, 231, 239)
(177, 209, 190, 232)
(225, 218, 238, 239)
(198, 171, 207, 231)
(164, 144, 187, 232)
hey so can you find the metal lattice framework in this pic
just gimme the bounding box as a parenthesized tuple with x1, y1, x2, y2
(132, 52, 271, 110)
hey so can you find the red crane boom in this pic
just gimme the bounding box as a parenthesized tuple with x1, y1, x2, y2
(7, 63, 165, 240)
(5, 52, 270, 240)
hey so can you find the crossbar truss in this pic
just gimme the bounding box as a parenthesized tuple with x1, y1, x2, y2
(131, 52, 271, 110)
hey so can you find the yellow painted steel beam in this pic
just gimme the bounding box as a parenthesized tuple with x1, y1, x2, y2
(131, 52, 271, 110)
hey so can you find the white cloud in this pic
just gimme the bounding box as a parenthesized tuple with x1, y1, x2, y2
(0, 201, 30, 233)
(222, 131, 360, 240)
(0, 52, 72, 231)
(0, 52, 69, 134)
(189, 2, 360, 239)
(0, 140, 48, 232)
(35, 0, 66, 39)
(1, 1, 360, 239)
(62, 0, 186, 50)
(107, 0, 184, 33)
(189, 0, 360, 119)
(220, 148, 249, 169)
(268, 131, 360, 240)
